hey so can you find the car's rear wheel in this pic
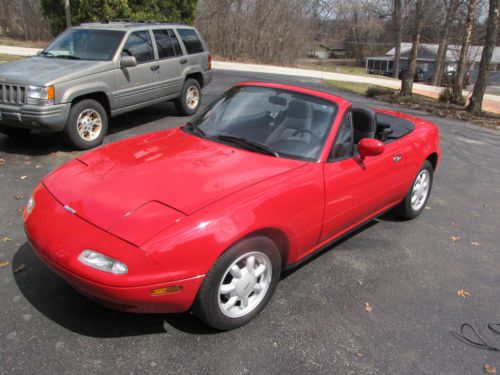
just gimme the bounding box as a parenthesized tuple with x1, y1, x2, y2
(193, 236, 281, 330)
(396, 160, 433, 219)
(65, 99, 108, 150)
(175, 78, 202, 116)
(0, 125, 31, 138)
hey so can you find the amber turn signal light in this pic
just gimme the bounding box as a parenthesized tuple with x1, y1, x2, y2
(150, 285, 183, 296)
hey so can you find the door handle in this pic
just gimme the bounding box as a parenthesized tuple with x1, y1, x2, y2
(180, 59, 187, 65)
(393, 155, 402, 163)
(150, 65, 159, 71)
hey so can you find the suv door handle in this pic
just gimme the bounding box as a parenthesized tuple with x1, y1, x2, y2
(150, 65, 159, 71)
(180, 59, 187, 65)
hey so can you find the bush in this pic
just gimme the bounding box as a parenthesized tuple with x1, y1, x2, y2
(366, 86, 390, 98)
(438, 88, 453, 103)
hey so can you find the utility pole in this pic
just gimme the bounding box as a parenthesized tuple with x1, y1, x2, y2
(64, 0, 71, 28)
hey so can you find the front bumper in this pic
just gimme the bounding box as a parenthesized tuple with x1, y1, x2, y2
(0, 102, 70, 131)
(23, 184, 204, 313)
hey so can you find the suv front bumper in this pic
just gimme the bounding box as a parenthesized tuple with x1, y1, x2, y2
(0, 102, 70, 131)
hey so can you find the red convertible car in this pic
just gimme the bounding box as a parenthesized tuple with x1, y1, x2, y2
(24, 82, 440, 330)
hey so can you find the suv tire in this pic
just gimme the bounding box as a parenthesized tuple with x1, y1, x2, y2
(175, 78, 202, 116)
(0, 126, 31, 138)
(65, 99, 108, 150)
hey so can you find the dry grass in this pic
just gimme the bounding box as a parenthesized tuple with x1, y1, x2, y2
(0, 37, 48, 48)
(0, 54, 24, 64)
(297, 62, 369, 76)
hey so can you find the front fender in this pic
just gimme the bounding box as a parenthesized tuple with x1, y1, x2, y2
(141, 163, 325, 281)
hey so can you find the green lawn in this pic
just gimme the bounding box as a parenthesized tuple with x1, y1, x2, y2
(0, 54, 23, 64)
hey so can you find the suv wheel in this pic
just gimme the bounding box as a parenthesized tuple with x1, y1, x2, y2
(65, 99, 108, 150)
(175, 79, 202, 116)
(0, 126, 31, 138)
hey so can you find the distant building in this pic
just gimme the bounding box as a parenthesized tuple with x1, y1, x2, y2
(310, 42, 348, 59)
(365, 43, 500, 85)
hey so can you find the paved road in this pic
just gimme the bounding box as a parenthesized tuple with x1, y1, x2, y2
(0, 70, 499, 375)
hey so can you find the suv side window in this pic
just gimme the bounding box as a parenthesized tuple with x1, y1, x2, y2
(329, 110, 353, 161)
(177, 29, 205, 54)
(123, 31, 154, 63)
(168, 30, 183, 55)
(153, 29, 176, 59)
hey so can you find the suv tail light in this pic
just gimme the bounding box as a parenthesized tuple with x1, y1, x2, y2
(208, 55, 212, 70)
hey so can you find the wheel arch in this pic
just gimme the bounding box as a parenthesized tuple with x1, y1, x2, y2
(236, 228, 290, 267)
(426, 152, 439, 171)
(71, 92, 111, 116)
(185, 72, 204, 88)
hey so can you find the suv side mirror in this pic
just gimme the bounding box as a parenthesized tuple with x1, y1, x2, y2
(358, 138, 385, 160)
(120, 55, 137, 68)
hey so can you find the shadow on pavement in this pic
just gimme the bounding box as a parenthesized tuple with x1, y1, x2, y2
(0, 103, 180, 157)
(13, 243, 217, 338)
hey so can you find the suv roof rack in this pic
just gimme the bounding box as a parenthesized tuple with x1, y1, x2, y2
(98, 19, 186, 26)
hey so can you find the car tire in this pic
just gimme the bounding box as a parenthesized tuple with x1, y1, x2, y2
(0, 126, 31, 138)
(193, 236, 281, 330)
(175, 78, 202, 116)
(396, 160, 433, 220)
(64, 99, 108, 150)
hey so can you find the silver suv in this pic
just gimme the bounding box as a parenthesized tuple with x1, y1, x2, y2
(0, 21, 212, 149)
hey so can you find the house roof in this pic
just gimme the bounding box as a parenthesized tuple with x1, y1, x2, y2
(385, 43, 500, 63)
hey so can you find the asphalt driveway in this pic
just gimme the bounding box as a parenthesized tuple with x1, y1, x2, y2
(0, 70, 499, 375)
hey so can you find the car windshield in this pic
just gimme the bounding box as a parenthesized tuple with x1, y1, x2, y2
(42, 29, 125, 61)
(187, 86, 337, 161)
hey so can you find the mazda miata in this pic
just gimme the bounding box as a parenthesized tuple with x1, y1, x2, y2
(24, 82, 441, 330)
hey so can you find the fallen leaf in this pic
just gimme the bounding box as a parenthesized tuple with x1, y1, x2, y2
(35, 164, 42, 169)
(0, 261, 9, 268)
(14, 264, 26, 273)
(424, 206, 432, 210)
(484, 364, 496, 374)
(365, 302, 373, 313)
(450, 236, 461, 242)
(15, 194, 24, 200)
(272, 341, 278, 348)
(470, 241, 480, 246)
(0, 158, 5, 166)
(356, 352, 364, 357)
(1, 236, 12, 242)
(457, 289, 470, 298)
(20, 176, 28, 180)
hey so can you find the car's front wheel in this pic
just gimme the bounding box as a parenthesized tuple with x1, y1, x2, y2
(175, 78, 202, 116)
(194, 236, 281, 330)
(64, 99, 108, 150)
(396, 160, 433, 219)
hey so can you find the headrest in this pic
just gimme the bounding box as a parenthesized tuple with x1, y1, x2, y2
(287, 99, 312, 119)
(351, 106, 376, 132)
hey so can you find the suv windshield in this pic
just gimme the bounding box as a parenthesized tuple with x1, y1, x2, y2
(42, 29, 125, 61)
(187, 86, 337, 161)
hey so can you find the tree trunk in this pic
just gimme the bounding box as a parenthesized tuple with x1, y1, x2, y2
(431, 0, 460, 86)
(452, 0, 477, 103)
(467, 0, 499, 113)
(393, 0, 402, 78)
(401, 0, 424, 97)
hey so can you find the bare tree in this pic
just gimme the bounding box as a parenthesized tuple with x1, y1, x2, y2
(401, 0, 425, 96)
(393, 0, 402, 78)
(452, 0, 478, 103)
(467, 0, 499, 112)
(431, 0, 461, 86)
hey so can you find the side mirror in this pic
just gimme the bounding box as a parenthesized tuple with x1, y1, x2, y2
(120, 55, 137, 69)
(358, 138, 385, 160)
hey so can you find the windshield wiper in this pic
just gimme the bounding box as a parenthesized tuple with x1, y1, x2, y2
(217, 134, 279, 157)
(185, 121, 206, 137)
(39, 51, 55, 57)
(55, 55, 81, 60)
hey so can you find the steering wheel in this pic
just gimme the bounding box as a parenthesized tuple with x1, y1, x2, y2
(292, 129, 321, 144)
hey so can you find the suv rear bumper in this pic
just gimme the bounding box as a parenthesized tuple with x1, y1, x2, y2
(0, 103, 70, 131)
(203, 70, 213, 87)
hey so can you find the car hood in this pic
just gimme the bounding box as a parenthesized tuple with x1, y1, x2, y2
(43, 128, 305, 234)
(0, 57, 113, 86)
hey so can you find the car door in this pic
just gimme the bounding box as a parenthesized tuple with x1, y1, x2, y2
(152, 29, 184, 97)
(320, 109, 407, 243)
(114, 30, 162, 108)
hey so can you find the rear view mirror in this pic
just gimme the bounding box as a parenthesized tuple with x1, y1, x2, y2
(269, 96, 287, 106)
(120, 55, 137, 69)
(358, 138, 385, 160)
